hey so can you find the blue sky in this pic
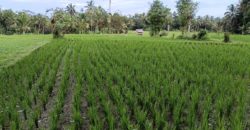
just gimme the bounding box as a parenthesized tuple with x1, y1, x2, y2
(0, 0, 239, 17)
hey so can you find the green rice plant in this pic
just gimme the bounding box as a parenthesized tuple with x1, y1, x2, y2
(88, 106, 103, 129)
(10, 121, 18, 130)
(1, 35, 250, 129)
(30, 109, 40, 129)
(50, 111, 59, 130)
(145, 120, 153, 130)
(72, 110, 82, 130)
(173, 97, 184, 129)
(154, 110, 166, 130)
(134, 107, 147, 129)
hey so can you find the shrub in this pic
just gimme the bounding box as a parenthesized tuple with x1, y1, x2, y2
(172, 34, 175, 39)
(197, 30, 207, 40)
(5, 31, 14, 35)
(53, 29, 64, 39)
(192, 34, 197, 39)
(159, 30, 168, 37)
(224, 32, 230, 43)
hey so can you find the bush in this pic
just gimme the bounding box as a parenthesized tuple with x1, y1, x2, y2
(5, 31, 15, 35)
(192, 34, 197, 39)
(172, 34, 175, 39)
(53, 29, 64, 39)
(224, 32, 230, 43)
(159, 30, 168, 37)
(197, 30, 207, 40)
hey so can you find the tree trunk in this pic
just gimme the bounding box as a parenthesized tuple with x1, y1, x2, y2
(167, 25, 170, 32)
(38, 24, 41, 34)
(242, 24, 245, 35)
(43, 26, 45, 34)
(188, 24, 191, 32)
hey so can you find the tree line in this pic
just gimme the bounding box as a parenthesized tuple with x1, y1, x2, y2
(0, 0, 249, 37)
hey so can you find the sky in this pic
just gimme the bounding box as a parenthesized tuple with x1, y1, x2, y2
(0, 0, 239, 17)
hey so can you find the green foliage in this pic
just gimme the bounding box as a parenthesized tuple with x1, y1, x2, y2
(224, 32, 230, 43)
(224, 0, 250, 34)
(192, 34, 197, 39)
(176, 0, 198, 35)
(197, 30, 208, 40)
(148, 0, 170, 36)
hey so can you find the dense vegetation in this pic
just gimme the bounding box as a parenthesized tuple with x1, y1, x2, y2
(0, 0, 249, 36)
(0, 35, 250, 129)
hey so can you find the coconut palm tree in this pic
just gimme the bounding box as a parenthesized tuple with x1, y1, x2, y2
(17, 12, 30, 34)
(85, 0, 95, 32)
(224, 4, 238, 32)
(66, 3, 76, 17)
(108, 0, 112, 33)
(225, 4, 237, 19)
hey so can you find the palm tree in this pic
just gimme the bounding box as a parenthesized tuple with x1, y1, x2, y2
(32, 14, 47, 34)
(17, 12, 30, 34)
(85, 0, 95, 32)
(108, 0, 112, 33)
(66, 3, 76, 17)
(239, 0, 250, 34)
(225, 4, 237, 19)
(224, 4, 238, 32)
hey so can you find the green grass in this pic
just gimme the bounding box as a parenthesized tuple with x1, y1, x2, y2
(0, 34, 250, 129)
(0, 35, 50, 69)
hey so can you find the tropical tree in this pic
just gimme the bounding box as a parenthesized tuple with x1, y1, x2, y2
(239, 0, 250, 34)
(224, 4, 239, 32)
(66, 3, 76, 17)
(30, 14, 49, 34)
(111, 13, 127, 34)
(0, 9, 17, 34)
(176, 0, 198, 35)
(51, 8, 70, 38)
(147, 0, 171, 36)
(95, 6, 108, 33)
(130, 13, 147, 30)
(164, 11, 173, 31)
(108, 0, 112, 33)
(172, 11, 181, 30)
(17, 12, 30, 34)
(85, 0, 96, 32)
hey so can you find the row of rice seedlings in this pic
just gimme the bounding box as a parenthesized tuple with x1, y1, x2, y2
(97, 45, 137, 129)
(49, 48, 72, 130)
(23, 45, 66, 129)
(85, 49, 106, 129)
(86, 83, 104, 129)
(0, 42, 64, 129)
(71, 43, 84, 129)
(20, 43, 65, 129)
(28, 45, 67, 129)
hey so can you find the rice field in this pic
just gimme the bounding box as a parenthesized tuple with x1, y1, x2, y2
(0, 35, 250, 129)
(0, 35, 50, 69)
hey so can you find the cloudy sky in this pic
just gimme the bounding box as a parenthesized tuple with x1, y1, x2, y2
(0, 0, 239, 17)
